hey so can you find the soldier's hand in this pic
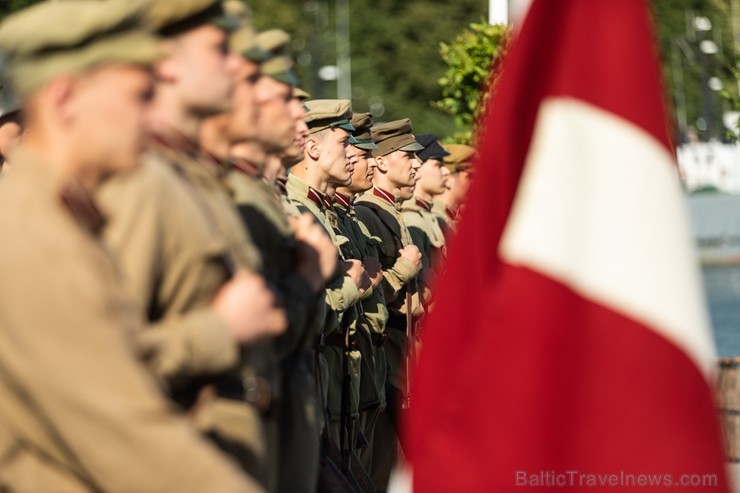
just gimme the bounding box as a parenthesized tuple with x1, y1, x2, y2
(341, 259, 371, 294)
(362, 256, 383, 288)
(399, 245, 422, 273)
(290, 213, 338, 291)
(211, 271, 288, 344)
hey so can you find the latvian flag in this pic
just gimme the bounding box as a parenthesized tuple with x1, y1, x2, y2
(407, 0, 730, 491)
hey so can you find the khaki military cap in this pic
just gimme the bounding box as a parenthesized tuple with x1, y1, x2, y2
(224, 0, 269, 60)
(370, 119, 423, 158)
(256, 29, 299, 86)
(0, 0, 161, 98)
(350, 112, 378, 151)
(443, 143, 476, 171)
(305, 100, 357, 143)
(293, 87, 311, 101)
(146, 0, 239, 36)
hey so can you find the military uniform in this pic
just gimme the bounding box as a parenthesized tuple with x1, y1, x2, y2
(218, 16, 322, 492)
(401, 134, 450, 298)
(97, 0, 271, 483)
(434, 143, 476, 238)
(353, 119, 424, 487)
(0, 2, 261, 492)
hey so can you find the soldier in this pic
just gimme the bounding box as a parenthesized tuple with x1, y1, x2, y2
(0, 51, 21, 171)
(286, 99, 372, 476)
(433, 143, 476, 236)
(332, 112, 390, 477)
(199, 14, 335, 491)
(96, 0, 287, 484)
(0, 1, 262, 492)
(401, 134, 450, 299)
(353, 119, 423, 488)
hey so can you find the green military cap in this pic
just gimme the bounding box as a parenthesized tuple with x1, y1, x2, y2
(223, 0, 269, 60)
(256, 29, 299, 87)
(0, 52, 20, 119)
(304, 99, 357, 143)
(146, 0, 239, 36)
(350, 112, 378, 151)
(0, 0, 161, 98)
(443, 143, 476, 172)
(370, 118, 423, 158)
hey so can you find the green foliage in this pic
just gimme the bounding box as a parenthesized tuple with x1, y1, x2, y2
(651, 0, 739, 142)
(246, 0, 487, 138)
(433, 21, 509, 144)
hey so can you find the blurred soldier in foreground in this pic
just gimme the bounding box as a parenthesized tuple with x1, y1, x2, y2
(0, 1, 262, 492)
(199, 13, 335, 491)
(97, 0, 287, 483)
(0, 52, 21, 171)
(354, 119, 423, 488)
(433, 143, 476, 236)
(401, 134, 450, 298)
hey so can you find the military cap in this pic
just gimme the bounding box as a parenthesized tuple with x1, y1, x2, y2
(370, 119, 423, 158)
(146, 0, 239, 36)
(256, 29, 299, 87)
(293, 87, 311, 101)
(443, 143, 476, 171)
(416, 134, 450, 162)
(0, 52, 20, 119)
(224, 0, 269, 60)
(0, 0, 161, 98)
(304, 100, 357, 143)
(350, 112, 378, 151)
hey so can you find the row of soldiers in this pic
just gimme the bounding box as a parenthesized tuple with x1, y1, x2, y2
(0, 0, 474, 492)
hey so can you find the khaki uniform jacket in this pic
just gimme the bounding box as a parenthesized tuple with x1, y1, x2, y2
(0, 148, 261, 493)
(431, 199, 456, 240)
(355, 190, 422, 390)
(285, 174, 361, 421)
(401, 197, 447, 301)
(97, 138, 267, 479)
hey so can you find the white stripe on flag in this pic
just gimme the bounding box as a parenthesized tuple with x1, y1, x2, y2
(499, 97, 715, 376)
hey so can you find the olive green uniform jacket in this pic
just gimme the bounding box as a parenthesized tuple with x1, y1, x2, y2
(354, 190, 422, 391)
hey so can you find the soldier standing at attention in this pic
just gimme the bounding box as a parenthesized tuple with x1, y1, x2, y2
(286, 99, 371, 458)
(433, 143, 476, 237)
(0, 1, 263, 492)
(0, 52, 22, 171)
(96, 0, 287, 484)
(401, 134, 450, 300)
(354, 119, 423, 488)
(332, 112, 390, 477)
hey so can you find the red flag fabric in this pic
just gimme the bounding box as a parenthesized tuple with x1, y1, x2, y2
(407, 1, 730, 492)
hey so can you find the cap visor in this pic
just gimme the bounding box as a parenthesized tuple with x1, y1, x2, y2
(210, 14, 240, 32)
(335, 122, 356, 132)
(270, 70, 300, 87)
(355, 143, 379, 151)
(399, 142, 424, 152)
(244, 47, 272, 62)
(348, 135, 359, 145)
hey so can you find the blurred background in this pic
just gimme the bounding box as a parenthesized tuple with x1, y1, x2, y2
(3, 0, 740, 354)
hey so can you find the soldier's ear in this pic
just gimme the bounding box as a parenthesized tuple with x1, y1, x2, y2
(305, 136, 321, 160)
(374, 155, 388, 173)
